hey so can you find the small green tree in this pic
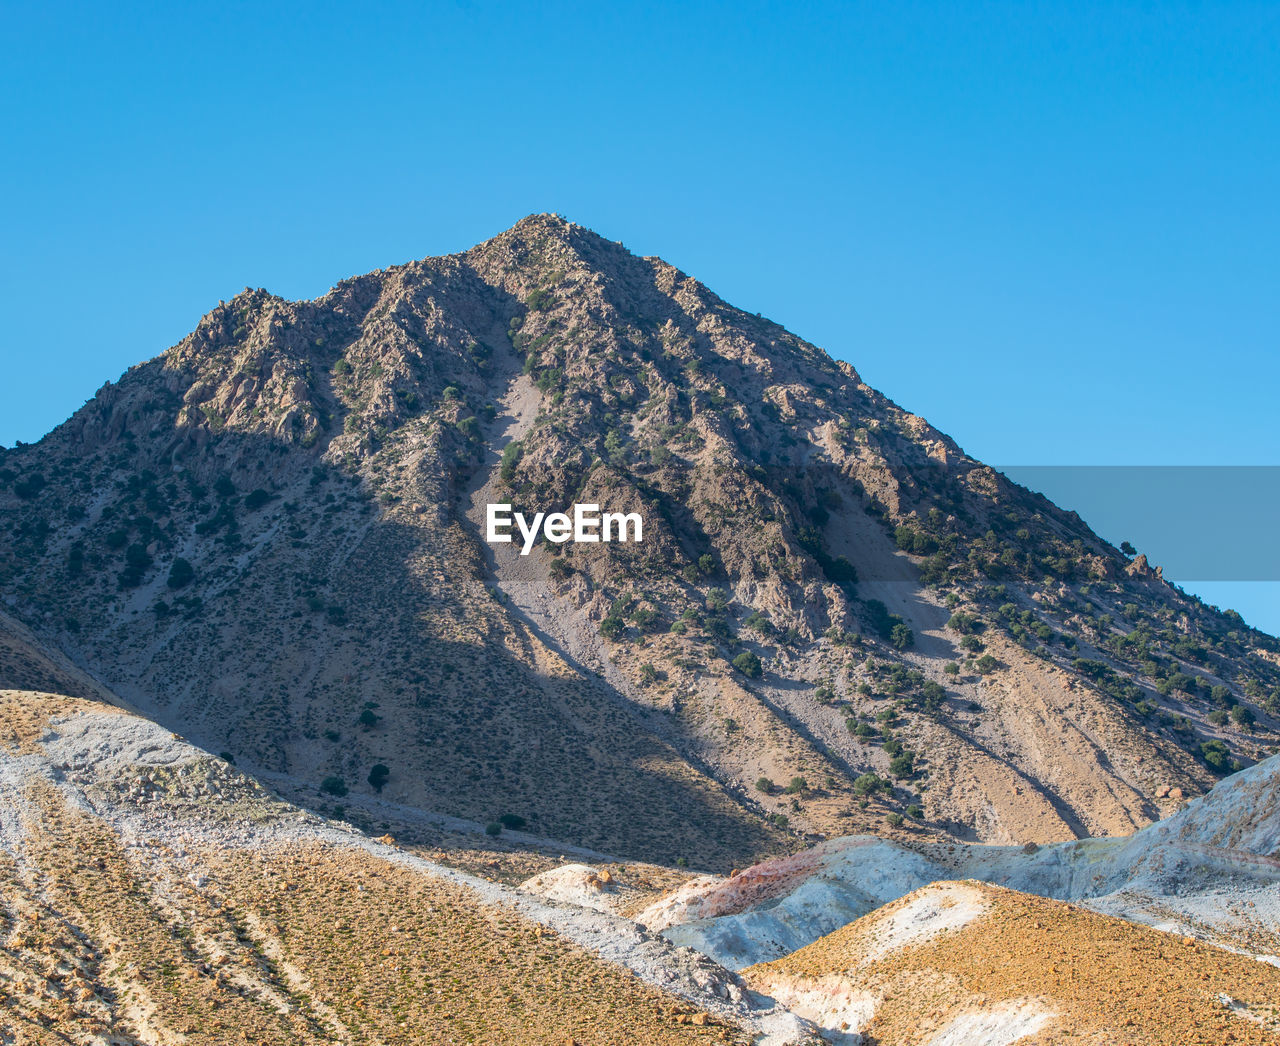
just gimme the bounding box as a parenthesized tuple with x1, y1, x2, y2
(755, 776, 775, 794)
(732, 651, 763, 678)
(367, 764, 390, 792)
(784, 776, 808, 795)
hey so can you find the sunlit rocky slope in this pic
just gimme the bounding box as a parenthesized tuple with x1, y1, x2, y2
(2, 214, 1277, 865)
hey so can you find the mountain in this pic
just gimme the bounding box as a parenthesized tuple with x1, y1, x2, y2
(2, 213, 1277, 868)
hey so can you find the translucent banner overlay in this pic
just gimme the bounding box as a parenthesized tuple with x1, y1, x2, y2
(998, 466, 1280, 582)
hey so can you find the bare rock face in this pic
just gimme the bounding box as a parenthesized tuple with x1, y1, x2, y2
(1126, 553, 1163, 579)
(0, 214, 1276, 864)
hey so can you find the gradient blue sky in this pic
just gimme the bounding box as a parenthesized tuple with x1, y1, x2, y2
(2, 2, 1277, 630)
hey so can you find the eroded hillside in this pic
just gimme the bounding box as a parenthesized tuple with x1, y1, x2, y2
(1, 214, 1277, 860)
(0, 687, 819, 1045)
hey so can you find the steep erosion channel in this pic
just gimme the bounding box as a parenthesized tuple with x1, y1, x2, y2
(456, 354, 739, 791)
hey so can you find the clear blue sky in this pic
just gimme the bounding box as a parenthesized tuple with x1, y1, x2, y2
(2, 2, 1277, 630)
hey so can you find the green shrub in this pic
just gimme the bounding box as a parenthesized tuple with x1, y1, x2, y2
(894, 525, 937, 555)
(705, 617, 734, 642)
(889, 753, 915, 778)
(498, 814, 527, 830)
(890, 623, 914, 650)
(320, 776, 348, 797)
(885, 812, 905, 827)
(118, 543, 154, 588)
(732, 651, 763, 678)
(974, 654, 997, 674)
(525, 287, 556, 311)
(367, 764, 390, 792)
(499, 441, 522, 482)
(906, 803, 924, 820)
(852, 773, 883, 796)
(863, 599, 908, 643)
(1200, 739, 1231, 773)
(755, 776, 775, 794)
(783, 776, 808, 795)
(485, 822, 503, 837)
(167, 557, 194, 589)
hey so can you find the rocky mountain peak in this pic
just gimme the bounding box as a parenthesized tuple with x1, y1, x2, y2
(1, 217, 1276, 864)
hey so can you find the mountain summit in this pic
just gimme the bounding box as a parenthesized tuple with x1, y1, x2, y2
(2, 214, 1276, 865)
